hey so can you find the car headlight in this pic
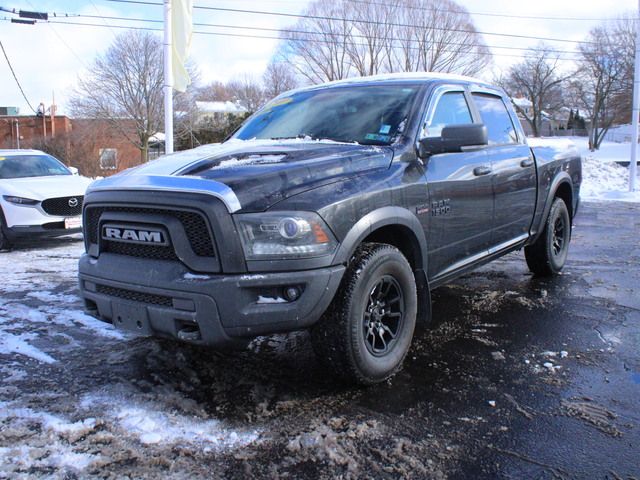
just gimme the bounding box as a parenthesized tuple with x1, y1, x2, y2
(2, 195, 39, 206)
(235, 212, 338, 260)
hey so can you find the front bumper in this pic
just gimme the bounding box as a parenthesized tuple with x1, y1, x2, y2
(78, 253, 345, 349)
(4, 223, 82, 240)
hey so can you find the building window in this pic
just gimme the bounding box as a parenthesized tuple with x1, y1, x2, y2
(99, 148, 117, 170)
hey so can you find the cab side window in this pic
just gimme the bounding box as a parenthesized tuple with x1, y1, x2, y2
(422, 91, 473, 138)
(472, 93, 518, 145)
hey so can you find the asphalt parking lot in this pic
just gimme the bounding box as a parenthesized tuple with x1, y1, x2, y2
(0, 201, 639, 479)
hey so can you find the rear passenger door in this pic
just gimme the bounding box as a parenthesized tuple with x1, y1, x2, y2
(422, 86, 494, 280)
(471, 92, 536, 249)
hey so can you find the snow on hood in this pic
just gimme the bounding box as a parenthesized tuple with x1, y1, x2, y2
(116, 138, 365, 177)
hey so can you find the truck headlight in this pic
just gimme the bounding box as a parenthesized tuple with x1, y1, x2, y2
(235, 212, 338, 260)
(3, 195, 39, 206)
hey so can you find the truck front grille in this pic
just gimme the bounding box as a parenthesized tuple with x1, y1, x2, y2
(95, 284, 173, 307)
(102, 240, 179, 261)
(42, 196, 84, 216)
(85, 206, 215, 258)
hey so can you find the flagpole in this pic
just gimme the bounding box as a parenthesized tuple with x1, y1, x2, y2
(163, 0, 174, 155)
(630, 0, 640, 191)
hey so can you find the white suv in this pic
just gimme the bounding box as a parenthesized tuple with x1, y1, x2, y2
(0, 150, 92, 250)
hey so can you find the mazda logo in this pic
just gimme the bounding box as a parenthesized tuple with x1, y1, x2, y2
(68, 197, 79, 208)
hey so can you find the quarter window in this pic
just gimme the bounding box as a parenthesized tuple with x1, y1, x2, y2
(423, 91, 473, 138)
(472, 93, 518, 145)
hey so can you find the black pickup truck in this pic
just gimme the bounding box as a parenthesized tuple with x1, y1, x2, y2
(79, 73, 581, 384)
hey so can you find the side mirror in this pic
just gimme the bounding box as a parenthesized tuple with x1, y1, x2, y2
(418, 123, 488, 159)
(68, 166, 79, 175)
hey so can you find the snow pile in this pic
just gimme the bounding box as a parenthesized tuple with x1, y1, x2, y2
(580, 156, 639, 202)
(80, 388, 261, 449)
(566, 136, 640, 203)
(0, 403, 102, 475)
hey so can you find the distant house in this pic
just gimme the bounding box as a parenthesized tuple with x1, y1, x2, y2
(510, 97, 589, 137)
(195, 101, 247, 126)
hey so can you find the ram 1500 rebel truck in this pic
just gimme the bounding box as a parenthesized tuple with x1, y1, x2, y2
(79, 73, 581, 385)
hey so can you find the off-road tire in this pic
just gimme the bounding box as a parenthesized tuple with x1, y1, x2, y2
(525, 197, 571, 276)
(311, 243, 417, 385)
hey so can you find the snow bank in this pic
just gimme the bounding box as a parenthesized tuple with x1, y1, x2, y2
(542, 136, 640, 203)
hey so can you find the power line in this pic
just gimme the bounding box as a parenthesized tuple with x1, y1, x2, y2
(24, 0, 90, 69)
(21, 18, 581, 61)
(101, 0, 594, 45)
(0, 39, 37, 113)
(101, 0, 618, 22)
(64, 12, 582, 56)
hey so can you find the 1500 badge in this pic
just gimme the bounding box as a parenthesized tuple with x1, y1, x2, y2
(431, 199, 451, 216)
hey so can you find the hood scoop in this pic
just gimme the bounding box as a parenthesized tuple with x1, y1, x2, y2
(182, 152, 288, 176)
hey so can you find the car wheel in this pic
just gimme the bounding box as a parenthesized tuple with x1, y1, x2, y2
(0, 211, 12, 251)
(525, 197, 571, 276)
(311, 243, 417, 385)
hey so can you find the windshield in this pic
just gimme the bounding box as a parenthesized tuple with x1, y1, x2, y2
(234, 84, 420, 145)
(0, 154, 71, 179)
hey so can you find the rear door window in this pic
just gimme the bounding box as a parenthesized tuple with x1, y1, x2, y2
(472, 93, 518, 145)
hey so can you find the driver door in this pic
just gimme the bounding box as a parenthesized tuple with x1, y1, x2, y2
(422, 87, 494, 281)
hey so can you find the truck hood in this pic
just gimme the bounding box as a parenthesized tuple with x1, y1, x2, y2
(89, 139, 394, 212)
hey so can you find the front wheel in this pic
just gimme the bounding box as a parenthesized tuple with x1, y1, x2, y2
(0, 212, 12, 251)
(311, 243, 417, 385)
(525, 197, 571, 276)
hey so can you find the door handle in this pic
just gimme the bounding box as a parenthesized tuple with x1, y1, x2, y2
(520, 158, 534, 168)
(473, 166, 492, 176)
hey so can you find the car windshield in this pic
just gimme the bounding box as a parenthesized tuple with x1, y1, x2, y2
(0, 154, 71, 179)
(234, 84, 420, 146)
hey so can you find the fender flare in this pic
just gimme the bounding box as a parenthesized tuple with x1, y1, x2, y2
(333, 206, 428, 270)
(531, 172, 574, 243)
(332, 206, 432, 324)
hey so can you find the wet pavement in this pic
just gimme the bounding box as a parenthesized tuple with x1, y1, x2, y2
(0, 201, 639, 479)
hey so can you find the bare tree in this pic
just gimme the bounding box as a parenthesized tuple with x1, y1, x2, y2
(497, 45, 567, 137)
(263, 61, 298, 100)
(277, 0, 491, 85)
(226, 74, 267, 112)
(282, 0, 353, 84)
(390, 0, 491, 76)
(572, 20, 631, 150)
(70, 31, 163, 162)
(196, 81, 234, 102)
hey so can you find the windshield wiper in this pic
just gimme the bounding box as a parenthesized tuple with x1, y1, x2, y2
(269, 134, 358, 144)
(269, 134, 315, 140)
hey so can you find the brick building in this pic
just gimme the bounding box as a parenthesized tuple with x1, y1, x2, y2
(0, 115, 148, 176)
(0, 115, 72, 150)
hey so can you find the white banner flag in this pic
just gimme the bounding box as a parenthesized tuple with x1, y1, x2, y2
(172, 0, 193, 92)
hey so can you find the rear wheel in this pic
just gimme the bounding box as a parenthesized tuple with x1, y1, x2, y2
(525, 197, 571, 276)
(311, 243, 417, 385)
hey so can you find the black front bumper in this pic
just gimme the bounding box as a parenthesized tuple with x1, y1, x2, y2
(79, 253, 345, 349)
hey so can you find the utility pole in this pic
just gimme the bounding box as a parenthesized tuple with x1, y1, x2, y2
(39, 102, 47, 140)
(14, 119, 20, 149)
(50, 92, 56, 138)
(163, 0, 174, 155)
(630, 0, 640, 192)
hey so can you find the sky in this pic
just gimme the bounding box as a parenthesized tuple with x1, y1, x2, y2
(0, 0, 637, 115)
